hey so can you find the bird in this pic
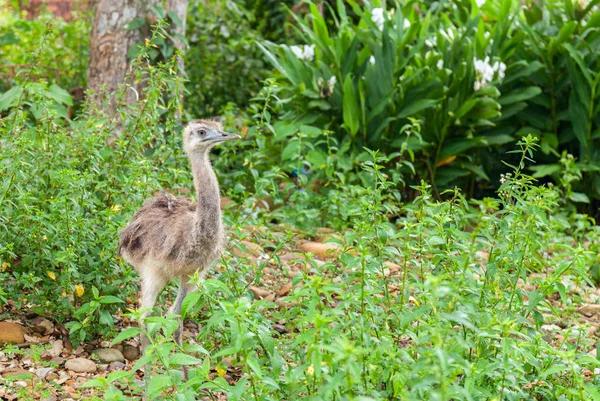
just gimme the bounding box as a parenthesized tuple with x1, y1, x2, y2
(118, 119, 240, 369)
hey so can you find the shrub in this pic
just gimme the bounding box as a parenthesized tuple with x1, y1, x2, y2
(185, 0, 272, 116)
(258, 0, 600, 207)
(0, 10, 89, 107)
(0, 24, 194, 344)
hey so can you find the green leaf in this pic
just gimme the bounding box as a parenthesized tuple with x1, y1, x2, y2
(147, 374, 172, 396)
(107, 370, 132, 383)
(167, 11, 183, 28)
(342, 75, 360, 137)
(503, 61, 543, 85)
(281, 139, 300, 161)
(111, 327, 142, 345)
(99, 295, 125, 304)
(0, 86, 23, 111)
(564, 43, 593, 86)
(568, 192, 590, 203)
(80, 377, 107, 388)
(246, 356, 263, 378)
(99, 310, 113, 326)
(170, 353, 203, 366)
(127, 18, 146, 31)
(397, 99, 438, 119)
(531, 164, 561, 178)
(499, 87, 541, 106)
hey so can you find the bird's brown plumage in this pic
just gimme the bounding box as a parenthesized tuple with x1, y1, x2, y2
(116, 119, 239, 365)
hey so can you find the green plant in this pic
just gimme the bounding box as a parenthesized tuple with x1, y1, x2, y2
(257, 0, 600, 208)
(88, 136, 600, 400)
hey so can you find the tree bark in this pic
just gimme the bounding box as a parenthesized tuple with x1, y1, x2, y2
(87, 0, 188, 115)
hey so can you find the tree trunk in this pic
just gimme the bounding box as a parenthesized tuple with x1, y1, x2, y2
(87, 0, 187, 115)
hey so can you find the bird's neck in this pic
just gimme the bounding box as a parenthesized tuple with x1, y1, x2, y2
(190, 151, 221, 222)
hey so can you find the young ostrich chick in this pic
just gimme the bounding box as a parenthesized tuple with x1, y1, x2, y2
(118, 120, 239, 355)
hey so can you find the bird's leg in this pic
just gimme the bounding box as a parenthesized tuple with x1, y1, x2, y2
(167, 278, 195, 380)
(139, 274, 167, 354)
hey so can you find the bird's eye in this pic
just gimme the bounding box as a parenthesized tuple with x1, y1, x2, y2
(198, 130, 206, 137)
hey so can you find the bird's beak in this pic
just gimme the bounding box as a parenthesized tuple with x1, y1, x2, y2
(220, 132, 241, 141)
(207, 131, 241, 143)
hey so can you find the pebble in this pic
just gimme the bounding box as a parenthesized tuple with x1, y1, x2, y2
(35, 367, 54, 379)
(65, 358, 96, 373)
(0, 322, 26, 344)
(31, 317, 54, 335)
(122, 344, 139, 361)
(46, 372, 59, 381)
(92, 348, 125, 363)
(110, 361, 126, 371)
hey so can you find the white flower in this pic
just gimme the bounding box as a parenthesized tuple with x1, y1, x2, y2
(328, 75, 336, 88)
(303, 45, 315, 61)
(369, 55, 376, 66)
(425, 36, 437, 47)
(492, 61, 507, 80)
(484, 31, 490, 39)
(289, 44, 315, 62)
(437, 59, 444, 70)
(403, 18, 411, 29)
(372, 8, 385, 30)
(290, 45, 304, 59)
(474, 57, 506, 90)
(475, 0, 486, 7)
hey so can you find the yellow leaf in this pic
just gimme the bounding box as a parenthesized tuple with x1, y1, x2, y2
(215, 366, 227, 377)
(111, 204, 122, 212)
(435, 155, 457, 168)
(75, 284, 85, 297)
(1, 262, 10, 272)
(47, 271, 56, 280)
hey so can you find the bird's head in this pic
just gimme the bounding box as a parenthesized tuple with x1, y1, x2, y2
(183, 119, 240, 154)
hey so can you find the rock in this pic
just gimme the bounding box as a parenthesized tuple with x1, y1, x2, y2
(49, 340, 64, 357)
(278, 252, 305, 262)
(272, 324, 288, 334)
(109, 361, 126, 371)
(576, 304, 600, 317)
(97, 364, 108, 372)
(65, 357, 96, 373)
(41, 396, 57, 401)
(278, 283, 293, 297)
(50, 356, 65, 365)
(316, 227, 334, 234)
(249, 286, 272, 300)
(92, 348, 125, 363)
(35, 367, 54, 380)
(0, 322, 26, 344)
(56, 373, 70, 385)
(122, 344, 139, 361)
(46, 372, 59, 382)
(2, 368, 32, 379)
(298, 241, 340, 259)
(31, 317, 54, 336)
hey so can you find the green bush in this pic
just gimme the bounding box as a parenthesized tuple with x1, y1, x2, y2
(0, 25, 193, 344)
(185, 0, 273, 116)
(258, 0, 600, 207)
(0, 11, 89, 105)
